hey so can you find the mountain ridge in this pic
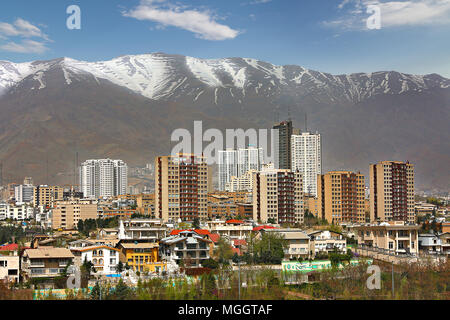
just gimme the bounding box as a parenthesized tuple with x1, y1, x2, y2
(0, 52, 448, 192)
(1, 53, 449, 103)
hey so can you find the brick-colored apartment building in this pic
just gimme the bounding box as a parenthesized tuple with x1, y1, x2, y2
(317, 171, 365, 224)
(155, 154, 210, 222)
(370, 161, 415, 223)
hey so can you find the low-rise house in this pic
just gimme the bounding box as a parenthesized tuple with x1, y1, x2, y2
(71, 245, 120, 275)
(415, 202, 437, 216)
(118, 242, 166, 273)
(439, 232, 450, 254)
(208, 219, 253, 241)
(207, 233, 220, 257)
(98, 228, 119, 239)
(355, 221, 420, 255)
(419, 233, 442, 254)
(21, 247, 74, 281)
(160, 231, 211, 268)
(261, 228, 311, 260)
(118, 219, 166, 242)
(232, 239, 247, 256)
(68, 239, 97, 250)
(308, 230, 347, 255)
(169, 229, 210, 239)
(0, 244, 20, 283)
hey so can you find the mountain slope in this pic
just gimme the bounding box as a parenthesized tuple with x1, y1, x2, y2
(0, 53, 449, 191)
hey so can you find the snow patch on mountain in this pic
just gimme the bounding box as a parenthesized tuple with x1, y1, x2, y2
(0, 53, 449, 104)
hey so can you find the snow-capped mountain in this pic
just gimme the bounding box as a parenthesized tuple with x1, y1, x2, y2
(0, 52, 449, 192)
(1, 52, 448, 104)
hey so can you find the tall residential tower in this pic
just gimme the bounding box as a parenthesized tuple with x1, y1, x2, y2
(155, 154, 210, 222)
(291, 131, 322, 197)
(370, 161, 415, 223)
(79, 159, 128, 198)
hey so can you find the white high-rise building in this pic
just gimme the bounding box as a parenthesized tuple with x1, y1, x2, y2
(237, 147, 264, 177)
(291, 132, 322, 197)
(218, 149, 238, 191)
(80, 159, 128, 198)
(14, 184, 34, 203)
(218, 147, 264, 191)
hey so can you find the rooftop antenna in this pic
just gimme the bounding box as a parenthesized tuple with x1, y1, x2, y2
(304, 113, 308, 132)
(76, 151, 79, 191)
(46, 156, 49, 185)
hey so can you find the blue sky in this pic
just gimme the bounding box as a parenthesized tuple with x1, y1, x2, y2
(1, 0, 450, 77)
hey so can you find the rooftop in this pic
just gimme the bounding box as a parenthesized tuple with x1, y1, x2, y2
(24, 247, 74, 259)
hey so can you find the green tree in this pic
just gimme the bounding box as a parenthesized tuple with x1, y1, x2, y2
(113, 279, 133, 300)
(202, 258, 219, 269)
(90, 282, 101, 300)
(213, 238, 233, 265)
(192, 217, 201, 230)
(254, 232, 287, 264)
(117, 261, 124, 273)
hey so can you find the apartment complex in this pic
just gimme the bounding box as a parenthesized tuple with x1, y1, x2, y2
(225, 169, 256, 192)
(218, 147, 263, 191)
(218, 149, 238, 191)
(317, 171, 365, 224)
(370, 161, 415, 223)
(237, 147, 264, 177)
(79, 159, 128, 198)
(33, 185, 64, 208)
(155, 154, 210, 222)
(291, 131, 322, 197)
(52, 200, 98, 230)
(273, 120, 293, 170)
(14, 184, 34, 203)
(253, 169, 304, 224)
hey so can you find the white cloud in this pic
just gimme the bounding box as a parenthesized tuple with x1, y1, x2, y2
(0, 39, 49, 54)
(0, 18, 51, 54)
(123, 0, 240, 41)
(0, 18, 49, 40)
(325, 0, 450, 30)
(249, 0, 272, 4)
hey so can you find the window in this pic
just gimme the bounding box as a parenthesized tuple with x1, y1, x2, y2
(8, 269, 18, 276)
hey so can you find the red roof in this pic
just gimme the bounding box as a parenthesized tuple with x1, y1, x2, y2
(0, 243, 18, 251)
(253, 225, 277, 232)
(232, 247, 242, 256)
(233, 239, 247, 246)
(170, 229, 187, 235)
(208, 233, 220, 243)
(194, 229, 210, 235)
(226, 219, 244, 224)
(170, 229, 210, 236)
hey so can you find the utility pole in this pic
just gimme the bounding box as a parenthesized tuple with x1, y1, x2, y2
(238, 260, 241, 300)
